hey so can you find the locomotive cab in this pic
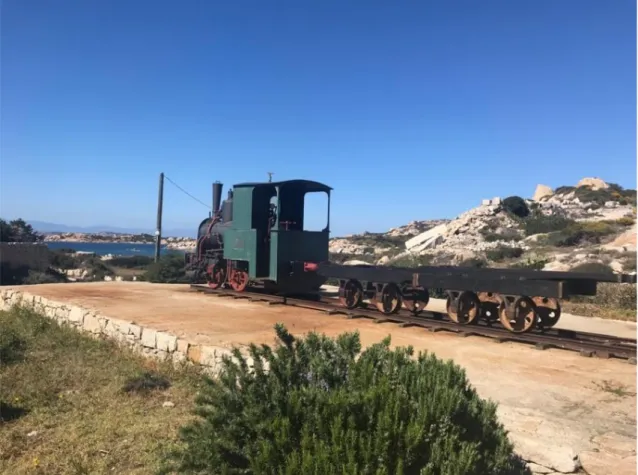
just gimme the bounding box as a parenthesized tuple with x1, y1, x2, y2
(223, 179, 331, 294)
(188, 178, 331, 294)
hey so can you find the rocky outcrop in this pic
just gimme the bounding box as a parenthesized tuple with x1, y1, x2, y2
(577, 177, 609, 190)
(329, 176, 636, 271)
(404, 201, 524, 255)
(404, 223, 447, 252)
(604, 224, 637, 252)
(537, 191, 634, 222)
(386, 219, 450, 238)
(533, 184, 554, 201)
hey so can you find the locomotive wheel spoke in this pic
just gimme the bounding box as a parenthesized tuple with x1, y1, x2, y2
(230, 269, 249, 292)
(375, 283, 402, 315)
(499, 296, 537, 333)
(401, 282, 429, 315)
(339, 279, 364, 309)
(206, 264, 226, 289)
(532, 296, 561, 328)
(447, 291, 480, 325)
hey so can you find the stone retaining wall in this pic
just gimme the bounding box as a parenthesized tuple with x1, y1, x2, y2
(0, 288, 237, 373)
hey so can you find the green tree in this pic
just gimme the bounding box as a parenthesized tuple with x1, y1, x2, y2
(0, 218, 42, 243)
(164, 325, 529, 475)
(501, 197, 530, 218)
(143, 253, 189, 283)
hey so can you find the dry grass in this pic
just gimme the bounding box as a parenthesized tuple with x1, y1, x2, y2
(0, 306, 203, 475)
(561, 301, 636, 322)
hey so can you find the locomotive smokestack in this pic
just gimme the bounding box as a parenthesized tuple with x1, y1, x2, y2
(212, 181, 223, 215)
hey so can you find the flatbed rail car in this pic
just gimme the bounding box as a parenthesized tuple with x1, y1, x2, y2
(185, 176, 636, 335)
(315, 262, 637, 333)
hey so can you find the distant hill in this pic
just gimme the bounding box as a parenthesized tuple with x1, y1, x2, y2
(27, 220, 196, 238)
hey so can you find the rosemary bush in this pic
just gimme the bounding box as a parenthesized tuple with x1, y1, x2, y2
(165, 324, 529, 475)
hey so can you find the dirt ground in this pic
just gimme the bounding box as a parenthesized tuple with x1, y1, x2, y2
(5, 281, 637, 474)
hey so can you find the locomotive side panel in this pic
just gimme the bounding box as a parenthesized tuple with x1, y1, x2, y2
(223, 229, 257, 278)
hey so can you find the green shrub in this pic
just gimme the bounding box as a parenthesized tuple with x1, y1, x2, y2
(509, 257, 550, 270)
(554, 186, 575, 195)
(329, 253, 367, 265)
(143, 253, 189, 283)
(502, 196, 530, 218)
(568, 283, 636, 310)
(547, 222, 616, 247)
(613, 217, 636, 226)
(122, 371, 171, 394)
(348, 233, 407, 248)
(392, 254, 433, 268)
(480, 228, 519, 242)
(523, 215, 575, 236)
(486, 247, 524, 262)
(49, 249, 82, 269)
(554, 183, 637, 208)
(22, 269, 68, 285)
(459, 257, 487, 268)
(570, 262, 615, 275)
(596, 283, 637, 309)
(164, 325, 528, 475)
(82, 257, 114, 281)
(108, 255, 154, 269)
(0, 324, 27, 366)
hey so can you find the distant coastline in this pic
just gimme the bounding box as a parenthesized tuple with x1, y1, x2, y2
(43, 232, 196, 251)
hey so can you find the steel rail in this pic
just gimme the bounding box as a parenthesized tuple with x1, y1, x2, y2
(188, 284, 637, 362)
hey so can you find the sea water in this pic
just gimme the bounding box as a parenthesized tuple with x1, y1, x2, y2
(46, 241, 184, 257)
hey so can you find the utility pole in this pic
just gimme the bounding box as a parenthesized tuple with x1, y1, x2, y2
(267, 172, 274, 183)
(155, 172, 164, 263)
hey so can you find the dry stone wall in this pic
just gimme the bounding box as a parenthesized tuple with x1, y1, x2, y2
(0, 288, 239, 374)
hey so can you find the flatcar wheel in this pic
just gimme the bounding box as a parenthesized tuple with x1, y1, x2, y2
(532, 296, 561, 329)
(446, 291, 480, 325)
(375, 283, 402, 315)
(229, 269, 249, 292)
(477, 292, 503, 324)
(339, 279, 364, 309)
(206, 264, 226, 290)
(499, 296, 537, 333)
(401, 282, 429, 315)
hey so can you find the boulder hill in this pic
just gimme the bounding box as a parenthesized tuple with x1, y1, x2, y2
(329, 177, 637, 273)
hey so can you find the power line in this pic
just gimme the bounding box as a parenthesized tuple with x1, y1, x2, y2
(163, 175, 211, 209)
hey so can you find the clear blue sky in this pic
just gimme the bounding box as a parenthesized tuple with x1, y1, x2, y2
(1, 0, 635, 236)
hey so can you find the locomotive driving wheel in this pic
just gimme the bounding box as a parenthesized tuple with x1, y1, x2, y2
(206, 263, 226, 289)
(229, 269, 249, 292)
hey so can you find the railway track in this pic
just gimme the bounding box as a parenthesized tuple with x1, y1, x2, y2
(188, 284, 637, 362)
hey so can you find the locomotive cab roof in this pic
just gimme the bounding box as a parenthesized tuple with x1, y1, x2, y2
(233, 179, 332, 193)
